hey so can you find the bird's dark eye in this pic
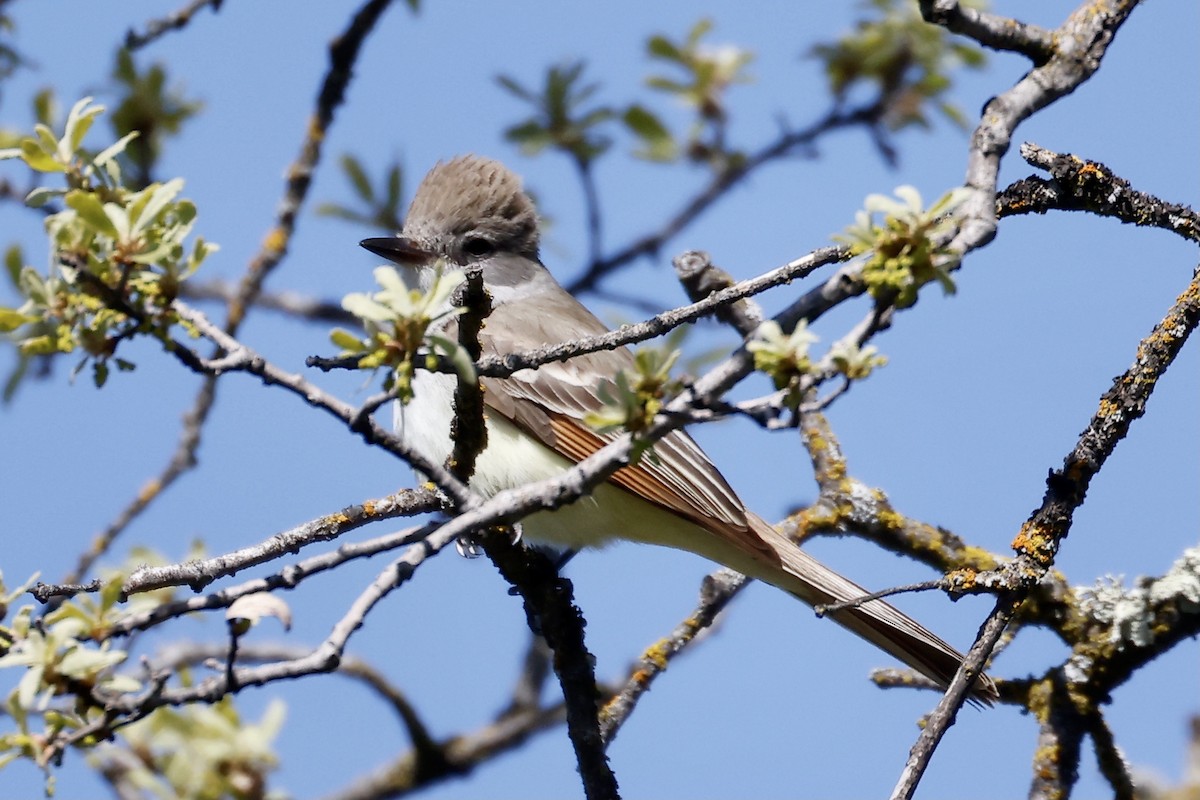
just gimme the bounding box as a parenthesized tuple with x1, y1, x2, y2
(462, 237, 494, 258)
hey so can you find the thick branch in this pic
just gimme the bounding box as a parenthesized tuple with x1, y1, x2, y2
(919, 0, 1056, 63)
(951, 0, 1141, 257)
(996, 143, 1200, 243)
(485, 537, 619, 800)
(31, 489, 438, 601)
(889, 4, 1156, 793)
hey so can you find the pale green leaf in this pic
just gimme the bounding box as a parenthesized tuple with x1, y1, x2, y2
(0, 309, 36, 332)
(342, 293, 395, 322)
(61, 96, 103, 160)
(64, 191, 119, 237)
(428, 334, 477, 385)
(24, 187, 61, 208)
(18, 139, 63, 172)
(94, 130, 140, 169)
(330, 328, 366, 351)
(33, 123, 58, 157)
(103, 202, 131, 241)
(132, 178, 184, 233)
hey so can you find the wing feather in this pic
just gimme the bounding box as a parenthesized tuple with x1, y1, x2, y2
(474, 288, 747, 532)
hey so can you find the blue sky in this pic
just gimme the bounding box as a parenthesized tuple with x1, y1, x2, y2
(1, 1, 1197, 798)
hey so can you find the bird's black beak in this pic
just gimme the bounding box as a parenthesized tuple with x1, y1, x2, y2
(359, 236, 434, 265)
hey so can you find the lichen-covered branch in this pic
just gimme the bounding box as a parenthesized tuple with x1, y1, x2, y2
(998, 143, 1200, 244)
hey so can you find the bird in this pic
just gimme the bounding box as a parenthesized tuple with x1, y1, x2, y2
(360, 154, 995, 702)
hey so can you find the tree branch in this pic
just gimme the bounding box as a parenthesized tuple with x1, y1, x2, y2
(567, 103, 886, 293)
(485, 536, 620, 800)
(124, 0, 224, 50)
(891, 258, 1200, 799)
(919, 1, 1056, 64)
(996, 142, 1200, 243)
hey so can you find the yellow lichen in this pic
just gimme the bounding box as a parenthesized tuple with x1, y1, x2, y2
(137, 477, 163, 503)
(947, 568, 978, 591)
(959, 545, 1000, 571)
(1012, 522, 1055, 565)
(640, 640, 672, 671)
(306, 114, 325, 142)
(876, 508, 905, 532)
(261, 226, 287, 254)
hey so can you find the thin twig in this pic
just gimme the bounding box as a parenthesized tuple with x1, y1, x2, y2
(567, 104, 884, 293)
(918, 1, 1056, 64)
(1086, 710, 1136, 800)
(169, 301, 473, 507)
(599, 568, 748, 744)
(576, 157, 604, 268)
(179, 279, 357, 324)
(814, 580, 944, 617)
(124, 0, 224, 50)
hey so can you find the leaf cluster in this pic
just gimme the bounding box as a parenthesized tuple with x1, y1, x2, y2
(109, 49, 203, 188)
(836, 184, 968, 308)
(585, 346, 683, 448)
(497, 20, 755, 172)
(0, 98, 216, 388)
(811, 0, 986, 130)
(315, 153, 404, 233)
(747, 319, 819, 408)
(330, 264, 474, 402)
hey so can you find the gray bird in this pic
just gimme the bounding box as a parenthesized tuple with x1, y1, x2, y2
(361, 155, 995, 702)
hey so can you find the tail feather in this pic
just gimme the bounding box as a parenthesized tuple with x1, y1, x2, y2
(744, 514, 997, 704)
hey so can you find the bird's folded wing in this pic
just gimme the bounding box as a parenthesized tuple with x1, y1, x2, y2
(476, 290, 747, 533)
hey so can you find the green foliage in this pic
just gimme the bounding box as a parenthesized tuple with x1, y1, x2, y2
(109, 49, 203, 187)
(621, 103, 676, 162)
(0, 548, 201, 789)
(315, 153, 405, 232)
(829, 339, 888, 380)
(498, 61, 616, 166)
(332, 264, 474, 402)
(0, 584, 139, 787)
(811, 0, 987, 130)
(836, 184, 968, 308)
(0, 97, 216, 389)
(747, 319, 818, 408)
(645, 18, 753, 168)
(495, 20, 760, 171)
(585, 347, 683, 459)
(90, 697, 287, 800)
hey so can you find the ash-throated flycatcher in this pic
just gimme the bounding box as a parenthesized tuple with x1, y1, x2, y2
(361, 155, 994, 701)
